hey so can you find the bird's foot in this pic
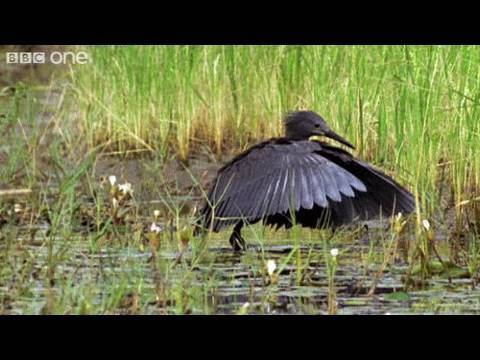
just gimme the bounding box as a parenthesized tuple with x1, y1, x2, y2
(229, 233, 247, 252)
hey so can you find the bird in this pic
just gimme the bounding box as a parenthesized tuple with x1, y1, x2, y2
(197, 110, 415, 251)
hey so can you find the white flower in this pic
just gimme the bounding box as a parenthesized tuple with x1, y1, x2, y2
(108, 175, 117, 186)
(396, 212, 403, 220)
(422, 219, 430, 231)
(330, 248, 339, 258)
(118, 182, 133, 195)
(237, 302, 250, 315)
(150, 222, 162, 234)
(153, 209, 161, 218)
(13, 203, 22, 213)
(266, 259, 277, 276)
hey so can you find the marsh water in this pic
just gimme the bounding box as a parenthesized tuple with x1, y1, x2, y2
(2, 227, 480, 315)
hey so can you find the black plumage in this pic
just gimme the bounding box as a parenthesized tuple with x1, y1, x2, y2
(198, 110, 415, 251)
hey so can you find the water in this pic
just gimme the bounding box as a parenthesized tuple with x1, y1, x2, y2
(1, 231, 478, 314)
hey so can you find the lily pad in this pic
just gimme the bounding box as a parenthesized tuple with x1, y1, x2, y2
(384, 291, 410, 302)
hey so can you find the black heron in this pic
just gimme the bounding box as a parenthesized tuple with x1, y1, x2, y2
(198, 110, 415, 251)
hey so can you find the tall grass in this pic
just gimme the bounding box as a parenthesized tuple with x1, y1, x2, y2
(71, 45, 480, 224)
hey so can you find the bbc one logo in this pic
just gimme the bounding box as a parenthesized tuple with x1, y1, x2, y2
(6, 51, 90, 65)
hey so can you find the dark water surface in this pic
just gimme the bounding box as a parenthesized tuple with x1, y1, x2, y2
(1, 231, 478, 315)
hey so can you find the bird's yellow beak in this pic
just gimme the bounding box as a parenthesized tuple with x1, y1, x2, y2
(309, 135, 323, 142)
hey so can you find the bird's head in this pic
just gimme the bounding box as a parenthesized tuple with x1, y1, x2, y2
(283, 110, 354, 148)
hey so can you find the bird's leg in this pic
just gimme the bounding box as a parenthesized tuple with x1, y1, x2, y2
(229, 220, 246, 252)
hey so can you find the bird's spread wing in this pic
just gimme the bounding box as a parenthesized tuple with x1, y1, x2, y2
(316, 144, 415, 223)
(200, 139, 369, 231)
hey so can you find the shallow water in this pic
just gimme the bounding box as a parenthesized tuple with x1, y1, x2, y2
(1, 232, 478, 315)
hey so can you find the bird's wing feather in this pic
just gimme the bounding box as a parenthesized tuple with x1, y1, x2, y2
(201, 139, 366, 231)
(316, 144, 415, 220)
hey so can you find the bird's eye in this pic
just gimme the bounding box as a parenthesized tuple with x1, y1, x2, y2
(314, 124, 320, 128)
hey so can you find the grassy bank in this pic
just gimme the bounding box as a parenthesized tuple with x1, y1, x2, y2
(72, 45, 480, 226)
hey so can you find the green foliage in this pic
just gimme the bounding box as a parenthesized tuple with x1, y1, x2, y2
(72, 45, 480, 223)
